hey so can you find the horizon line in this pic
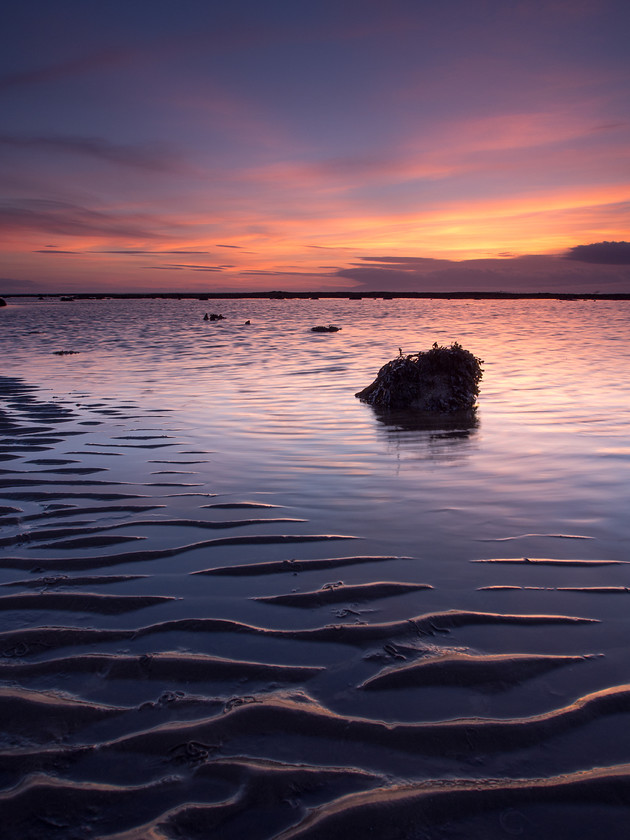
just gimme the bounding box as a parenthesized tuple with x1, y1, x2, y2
(3, 290, 630, 301)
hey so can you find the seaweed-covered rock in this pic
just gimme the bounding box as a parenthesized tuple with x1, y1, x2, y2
(356, 342, 483, 412)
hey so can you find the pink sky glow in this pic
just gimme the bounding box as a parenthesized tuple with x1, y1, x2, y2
(1, 0, 629, 293)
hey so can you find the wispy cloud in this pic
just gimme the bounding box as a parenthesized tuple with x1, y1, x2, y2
(33, 249, 79, 254)
(95, 250, 215, 255)
(147, 263, 227, 272)
(0, 51, 126, 92)
(0, 199, 161, 240)
(0, 277, 41, 291)
(0, 134, 189, 173)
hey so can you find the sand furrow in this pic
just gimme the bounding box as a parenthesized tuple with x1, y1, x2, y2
(0, 593, 176, 614)
(0, 686, 128, 738)
(473, 557, 627, 565)
(360, 652, 595, 691)
(99, 760, 381, 840)
(0, 760, 381, 840)
(4, 683, 630, 774)
(95, 685, 629, 756)
(1, 534, 358, 570)
(0, 652, 323, 683)
(0, 610, 597, 658)
(1, 574, 148, 589)
(38, 535, 147, 549)
(201, 502, 282, 509)
(255, 581, 432, 607)
(193, 555, 413, 576)
(271, 763, 630, 840)
(0, 774, 189, 840)
(22, 504, 166, 521)
(2, 492, 152, 501)
(10, 515, 307, 549)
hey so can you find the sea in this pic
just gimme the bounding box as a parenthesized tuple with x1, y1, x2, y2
(1, 296, 630, 839)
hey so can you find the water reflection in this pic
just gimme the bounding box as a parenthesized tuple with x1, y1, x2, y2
(368, 406, 479, 462)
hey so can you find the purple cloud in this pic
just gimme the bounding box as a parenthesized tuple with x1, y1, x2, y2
(564, 241, 630, 264)
(337, 251, 630, 293)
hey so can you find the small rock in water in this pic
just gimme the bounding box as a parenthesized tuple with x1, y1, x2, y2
(356, 341, 483, 412)
(311, 324, 342, 333)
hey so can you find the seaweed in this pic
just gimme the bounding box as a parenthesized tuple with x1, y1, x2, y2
(356, 342, 483, 412)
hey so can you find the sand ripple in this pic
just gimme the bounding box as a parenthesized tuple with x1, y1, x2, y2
(0, 374, 626, 839)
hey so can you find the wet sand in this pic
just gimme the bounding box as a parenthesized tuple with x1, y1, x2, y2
(1, 369, 629, 840)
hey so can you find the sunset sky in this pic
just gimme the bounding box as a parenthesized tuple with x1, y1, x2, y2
(1, 0, 629, 293)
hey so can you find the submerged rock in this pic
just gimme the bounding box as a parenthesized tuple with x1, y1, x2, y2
(311, 324, 342, 333)
(356, 342, 483, 412)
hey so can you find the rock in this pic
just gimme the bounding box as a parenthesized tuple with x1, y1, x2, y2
(0, 298, 6, 307)
(356, 342, 483, 412)
(311, 324, 342, 333)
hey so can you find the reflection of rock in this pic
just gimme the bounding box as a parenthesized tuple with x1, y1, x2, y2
(356, 342, 483, 412)
(373, 406, 479, 434)
(311, 324, 342, 332)
(372, 406, 479, 461)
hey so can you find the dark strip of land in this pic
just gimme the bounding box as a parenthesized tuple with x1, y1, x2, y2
(3, 292, 630, 301)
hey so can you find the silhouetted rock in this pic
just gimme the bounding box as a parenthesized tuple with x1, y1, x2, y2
(356, 342, 483, 412)
(311, 324, 342, 332)
(0, 298, 6, 307)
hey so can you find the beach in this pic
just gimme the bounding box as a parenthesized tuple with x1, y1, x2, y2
(1, 296, 630, 838)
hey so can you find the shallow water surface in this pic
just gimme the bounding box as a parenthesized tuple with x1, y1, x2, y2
(1, 298, 630, 838)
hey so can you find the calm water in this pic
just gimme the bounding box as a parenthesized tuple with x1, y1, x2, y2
(2, 297, 630, 838)
(3, 297, 630, 562)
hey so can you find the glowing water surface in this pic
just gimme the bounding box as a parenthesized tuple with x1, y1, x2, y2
(2, 296, 630, 718)
(3, 297, 629, 561)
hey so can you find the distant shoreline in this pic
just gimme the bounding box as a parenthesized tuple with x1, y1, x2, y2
(3, 291, 630, 301)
